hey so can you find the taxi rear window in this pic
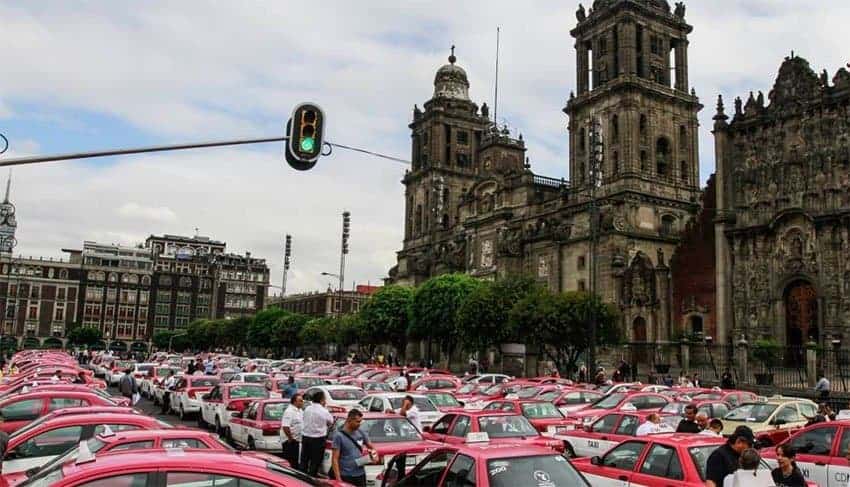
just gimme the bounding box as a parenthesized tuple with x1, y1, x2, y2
(329, 389, 365, 401)
(264, 403, 287, 420)
(487, 455, 588, 487)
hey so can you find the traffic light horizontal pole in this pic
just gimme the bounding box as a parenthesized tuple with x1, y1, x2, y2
(0, 136, 288, 168)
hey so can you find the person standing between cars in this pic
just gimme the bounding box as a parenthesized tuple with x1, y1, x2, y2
(393, 373, 408, 393)
(118, 367, 138, 401)
(397, 395, 422, 432)
(331, 409, 376, 487)
(300, 390, 335, 476)
(187, 360, 196, 375)
(770, 445, 806, 487)
(676, 404, 702, 433)
(636, 413, 670, 436)
(161, 370, 177, 414)
(705, 425, 755, 487)
(722, 448, 774, 487)
(721, 368, 736, 389)
(73, 371, 86, 384)
(700, 418, 724, 437)
(815, 370, 831, 400)
(50, 370, 62, 384)
(281, 393, 304, 470)
(283, 376, 298, 399)
(695, 412, 710, 431)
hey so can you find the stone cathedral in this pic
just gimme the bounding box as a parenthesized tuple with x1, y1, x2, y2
(388, 0, 850, 351)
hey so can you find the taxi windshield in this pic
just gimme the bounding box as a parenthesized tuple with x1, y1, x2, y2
(593, 393, 626, 409)
(724, 403, 776, 422)
(228, 385, 269, 399)
(264, 403, 287, 420)
(329, 389, 365, 401)
(241, 374, 267, 383)
(136, 364, 155, 373)
(477, 415, 538, 438)
(521, 402, 563, 419)
(388, 397, 437, 412)
(426, 393, 461, 407)
(190, 378, 219, 388)
(483, 384, 503, 395)
(487, 454, 588, 487)
(538, 391, 560, 402)
(516, 387, 542, 399)
(295, 377, 325, 388)
(23, 437, 107, 486)
(350, 418, 422, 443)
(457, 383, 479, 394)
(365, 383, 393, 392)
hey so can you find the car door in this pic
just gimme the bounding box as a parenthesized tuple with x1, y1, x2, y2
(3, 425, 84, 474)
(787, 424, 837, 486)
(575, 414, 621, 457)
(439, 453, 476, 487)
(629, 442, 687, 487)
(584, 440, 648, 487)
(445, 415, 471, 445)
(828, 427, 850, 487)
(0, 399, 45, 433)
(425, 414, 456, 442)
(203, 386, 220, 423)
(395, 449, 456, 487)
(229, 402, 249, 445)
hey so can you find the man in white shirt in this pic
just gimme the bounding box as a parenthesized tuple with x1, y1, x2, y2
(398, 395, 422, 432)
(392, 374, 409, 392)
(161, 371, 178, 414)
(281, 393, 305, 470)
(300, 390, 335, 476)
(636, 413, 670, 436)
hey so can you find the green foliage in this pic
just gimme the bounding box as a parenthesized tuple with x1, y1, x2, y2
(153, 331, 176, 350)
(300, 317, 334, 346)
(456, 275, 539, 352)
(510, 289, 620, 373)
(67, 326, 102, 346)
(753, 338, 781, 372)
(359, 285, 413, 357)
(248, 308, 288, 348)
(270, 313, 308, 351)
(409, 273, 483, 355)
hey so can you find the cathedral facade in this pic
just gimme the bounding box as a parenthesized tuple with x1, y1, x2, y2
(389, 0, 704, 347)
(714, 56, 850, 348)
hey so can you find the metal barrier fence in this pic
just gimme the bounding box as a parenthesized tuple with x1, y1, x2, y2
(689, 344, 735, 384)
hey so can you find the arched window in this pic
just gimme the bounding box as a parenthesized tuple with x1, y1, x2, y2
(611, 115, 619, 143)
(679, 125, 687, 150)
(660, 215, 676, 235)
(639, 114, 647, 139)
(656, 138, 670, 176)
(640, 151, 648, 172)
(612, 151, 620, 175)
(579, 128, 586, 152)
(141, 275, 151, 286)
(680, 160, 688, 182)
(690, 315, 704, 334)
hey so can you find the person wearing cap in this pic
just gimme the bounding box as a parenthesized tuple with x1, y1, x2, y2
(705, 425, 755, 487)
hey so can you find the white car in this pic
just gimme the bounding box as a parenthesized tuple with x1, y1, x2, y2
(228, 399, 289, 451)
(225, 372, 269, 385)
(198, 382, 270, 435)
(355, 393, 443, 428)
(304, 385, 365, 412)
(105, 360, 136, 386)
(169, 375, 220, 420)
(141, 365, 180, 399)
(153, 372, 184, 409)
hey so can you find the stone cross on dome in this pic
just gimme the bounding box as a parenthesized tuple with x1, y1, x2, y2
(449, 45, 456, 64)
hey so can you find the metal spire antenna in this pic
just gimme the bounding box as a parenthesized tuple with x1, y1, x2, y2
(493, 27, 501, 126)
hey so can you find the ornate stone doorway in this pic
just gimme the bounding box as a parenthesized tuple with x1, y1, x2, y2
(784, 280, 818, 348)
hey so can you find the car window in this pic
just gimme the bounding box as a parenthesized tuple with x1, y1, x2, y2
(713, 404, 729, 418)
(400, 450, 453, 487)
(165, 472, 268, 486)
(0, 399, 42, 421)
(840, 429, 850, 458)
(48, 398, 88, 411)
(360, 418, 422, 442)
(592, 414, 620, 434)
(109, 441, 154, 451)
(689, 445, 720, 481)
(483, 402, 502, 411)
(246, 404, 258, 420)
(9, 425, 83, 459)
(263, 403, 286, 421)
(358, 398, 372, 410)
(99, 424, 141, 435)
(449, 416, 471, 437)
(162, 438, 208, 449)
(79, 473, 149, 487)
(640, 396, 668, 410)
(521, 402, 562, 419)
(799, 402, 817, 418)
(639, 444, 683, 480)
(443, 453, 476, 487)
(615, 415, 639, 436)
(775, 406, 801, 423)
(432, 415, 456, 435)
(602, 441, 647, 470)
(477, 415, 538, 438)
(790, 426, 837, 455)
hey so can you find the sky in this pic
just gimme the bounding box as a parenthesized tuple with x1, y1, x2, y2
(0, 1, 848, 295)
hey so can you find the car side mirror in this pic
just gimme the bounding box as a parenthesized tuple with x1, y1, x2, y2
(590, 456, 601, 466)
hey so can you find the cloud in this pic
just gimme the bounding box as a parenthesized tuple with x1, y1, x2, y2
(0, 1, 848, 293)
(116, 202, 178, 223)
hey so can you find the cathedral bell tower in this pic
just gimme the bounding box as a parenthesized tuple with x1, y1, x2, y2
(565, 0, 701, 202)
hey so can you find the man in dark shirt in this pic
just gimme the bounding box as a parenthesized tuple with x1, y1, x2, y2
(675, 404, 701, 433)
(705, 425, 754, 487)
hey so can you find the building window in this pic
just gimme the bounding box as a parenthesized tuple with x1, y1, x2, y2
(157, 291, 171, 303)
(197, 294, 211, 306)
(656, 138, 670, 176)
(690, 315, 704, 334)
(105, 304, 115, 319)
(106, 289, 117, 303)
(661, 215, 675, 235)
(118, 305, 135, 321)
(195, 306, 209, 317)
(141, 275, 151, 286)
(456, 131, 469, 146)
(5, 301, 16, 319)
(86, 287, 102, 302)
(30, 285, 40, 299)
(200, 279, 211, 290)
(8, 284, 16, 298)
(139, 291, 149, 305)
(57, 287, 67, 301)
(138, 307, 148, 322)
(120, 290, 137, 304)
(108, 273, 118, 283)
(27, 305, 38, 320)
(640, 150, 648, 172)
(48, 268, 54, 279)
(175, 317, 189, 327)
(639, 114, 647, 139)
(155, 315, 169, 326)
(136, 324, 147, 337)
(175, 305, 191, 316)
(577, 256, 586, 270)
(579, 128, 586, 152)
(54, 303, 66, 322)
(59, 269, 68, 279)
(611, 115, 619, 143)
(680, 160, 688, 182)
(177, 292, 191, 304)
(179, 276, 192, 288)
(612, 151, 619, 175)
(156, 303, 170, 315)
(679, 125, 687, 150)
(51, 322, 64, 336)
(159, 275, 172, 287)
(84, 303, 101, 318)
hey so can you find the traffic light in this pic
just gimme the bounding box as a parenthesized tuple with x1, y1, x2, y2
(342, 211, 350, 255)
(285, 102, 325, 171)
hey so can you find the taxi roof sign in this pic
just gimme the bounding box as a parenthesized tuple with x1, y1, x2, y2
(466, 432, 490, 443)
(76, 439, 96, 465)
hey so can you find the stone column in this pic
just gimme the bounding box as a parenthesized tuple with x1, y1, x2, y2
(806, 343, 818, 388)
(675, 40, 689, 92)
(618, 20, 636, 76)
(735, 338, 749, 385)
(713, 111, 731, 345)
(577, 42, 589, 95)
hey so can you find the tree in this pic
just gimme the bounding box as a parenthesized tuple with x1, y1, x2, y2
(409, 273, 483, 362)
(153, 330, 176, 350)
(270, 313, 308, 355)
(359, 285, 413, 358)
(248, 308, 288, 349)
(67, 326, 102, 346)
(300, 317, 334, 349)
(456, 275, 538, 352)
(510, 289, 620, 374)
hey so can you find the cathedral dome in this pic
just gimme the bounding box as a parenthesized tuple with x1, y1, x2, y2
(433, 47, 470, 101)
